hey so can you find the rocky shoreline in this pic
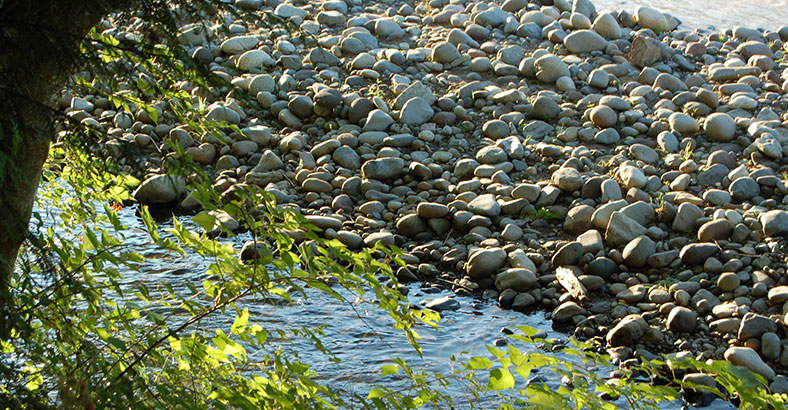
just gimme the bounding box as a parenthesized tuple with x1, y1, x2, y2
(62, 0, 788, 394)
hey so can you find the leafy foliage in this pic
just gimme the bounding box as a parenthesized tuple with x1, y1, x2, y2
(7, 146, 443, 408)
(3, 2, 788, 410)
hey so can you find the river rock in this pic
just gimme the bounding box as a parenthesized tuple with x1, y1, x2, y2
(249, 74, 276, 95)
(587, 68, 610, 88)
(237, 49, 274, 71)
(375, 18, 405, 40)
(302, 178, 332, 193)
(220, 35, 259, 54)
(306, 215, 343, 230)
(274, 3, 306, 19)
(534, 54, 570, 83)
(240, 240, 271, 261)
(495, 268, 537, 292)
(424, 296, 460, 311)
(333, 146, 361, 169)
(363, 109, 394, 131)
(393, 81, 436, 109)
(467, 248, 507, 279)
(572, 0, 596, 18)
(552, 301, 586, 322)
(564, 205, 594, 233)
(679, 243, 719, 265)
(317, 10, 345, 26)
(755, 134, 783, 159)
(417, 202, 449, 218)
(761, 210, 788, 236)
(627, 35, 662, 67)
(552, 241, 583, 267)
(635, 6, 667, 32)
(592, 13, 622, 39)
(618, 166, 646, 188)
(590, 105, 617, 128)
(704, 113, 736, 141)
(669, 113, 699, 135)
(476, 146, 507, 164)
(698, 165, 729, 187)
(762, 332, 781, 361)
(133, 175, 186, 204)
(672, 203, 703, 232)
(698, 219, 734, 242)
(563, 30, 608, 53)
(363, 231, 395, 247)
(206, 102, 241, 125)
(400, 97, 434, 125)
(607, 314, 649, 347)
(396, 214, 427, 237)
(482, 120, 510, 139)
(729, 177, 760, 201)
(314, 87, 342, 109)
(432, 41, 461, 63)
(551, 167, 583, 191)
(667, 307, 697, 333)
(307, 48, 341, 66)
(622, 236, 656, 268)
(532, 96, 561, 119)
(717, 272, 741, 292)
(606, 212, 648, 247)
(629, 144, 658, 164)
(600, 179, 622, 202)
(617, 285, 646, 304)
(468, 194, 501, 217)
(187, 143, 216, 164)
(361, 158, 404, 180)
(350, 98, 375, 124)
(738, 313, 777, 340)
(725, 347, 775, 380)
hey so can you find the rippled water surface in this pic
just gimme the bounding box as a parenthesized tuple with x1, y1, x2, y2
(108, 205, 569, 405)
(595, 0, 788, 31)
(31, 197, 736, 408)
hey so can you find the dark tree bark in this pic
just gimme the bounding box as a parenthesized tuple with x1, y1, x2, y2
(0, 0, 130, 338)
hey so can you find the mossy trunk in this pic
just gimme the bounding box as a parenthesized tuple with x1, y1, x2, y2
(0, 0, 130, 338)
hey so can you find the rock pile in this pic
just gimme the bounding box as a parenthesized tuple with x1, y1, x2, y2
(62, 0, 788, 388)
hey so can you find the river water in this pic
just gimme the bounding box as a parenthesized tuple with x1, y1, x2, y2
(594, 0, 788, 32)
(26, 197, 736, 409)
(113, 205, 568, 406)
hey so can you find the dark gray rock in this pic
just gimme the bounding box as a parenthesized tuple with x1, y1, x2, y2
(679, 243, 719, 265)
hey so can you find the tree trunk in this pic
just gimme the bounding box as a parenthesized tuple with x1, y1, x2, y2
(0, 0, 131, 338)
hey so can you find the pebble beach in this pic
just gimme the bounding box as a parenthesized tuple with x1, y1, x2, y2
(61, 0, 788, 394)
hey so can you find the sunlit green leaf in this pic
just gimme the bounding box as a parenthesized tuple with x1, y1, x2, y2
(488, 368, 515, 390)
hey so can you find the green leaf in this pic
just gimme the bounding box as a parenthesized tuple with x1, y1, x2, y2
(488, 368, 515, 390)
(25, 373, 43, 392)
(381, 364, 399, 376)
(468, 357, 493, 370)
(231, 309, 250, 335)
(193, 211, 215, 232)
(486, 345, 505, 359)
(146, 310, 165, 325)
(107, 336, 127, 351)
